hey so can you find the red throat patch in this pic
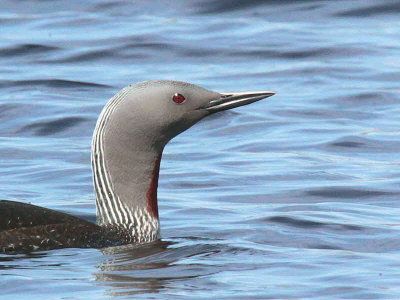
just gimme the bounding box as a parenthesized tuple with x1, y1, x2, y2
(146, 154, 161, 219)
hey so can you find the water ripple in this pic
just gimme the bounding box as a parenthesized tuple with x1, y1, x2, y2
(18, 117, 88, 136)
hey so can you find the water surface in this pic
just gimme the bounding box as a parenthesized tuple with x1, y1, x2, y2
(1, 0, 400, 298)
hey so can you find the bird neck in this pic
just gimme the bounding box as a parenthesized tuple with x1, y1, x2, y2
(91, 94, 162, 243)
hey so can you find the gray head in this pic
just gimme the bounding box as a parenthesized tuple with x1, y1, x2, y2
(92, 80, 275, 243)
(106, 80, 275, 151)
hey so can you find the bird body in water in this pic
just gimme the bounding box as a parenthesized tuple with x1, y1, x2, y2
(0, 80, 275, 254)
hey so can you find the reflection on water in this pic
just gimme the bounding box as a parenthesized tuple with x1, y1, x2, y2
(1, 0, 400, 298)
(96, 241, 174, 296)
(95, 239, 265, 297)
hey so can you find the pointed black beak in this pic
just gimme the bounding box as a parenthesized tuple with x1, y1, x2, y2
(204, 90, 276, 113)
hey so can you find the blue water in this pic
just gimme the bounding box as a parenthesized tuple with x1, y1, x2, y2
(1, 0, 400, 298)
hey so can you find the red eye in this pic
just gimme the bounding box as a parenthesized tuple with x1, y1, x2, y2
(172, 93, 186, 104)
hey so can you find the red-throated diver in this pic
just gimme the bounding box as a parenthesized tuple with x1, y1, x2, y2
(0, 80, 275, 254)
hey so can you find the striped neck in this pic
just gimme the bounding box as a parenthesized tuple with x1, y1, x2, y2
(91, 89, 160, 244)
